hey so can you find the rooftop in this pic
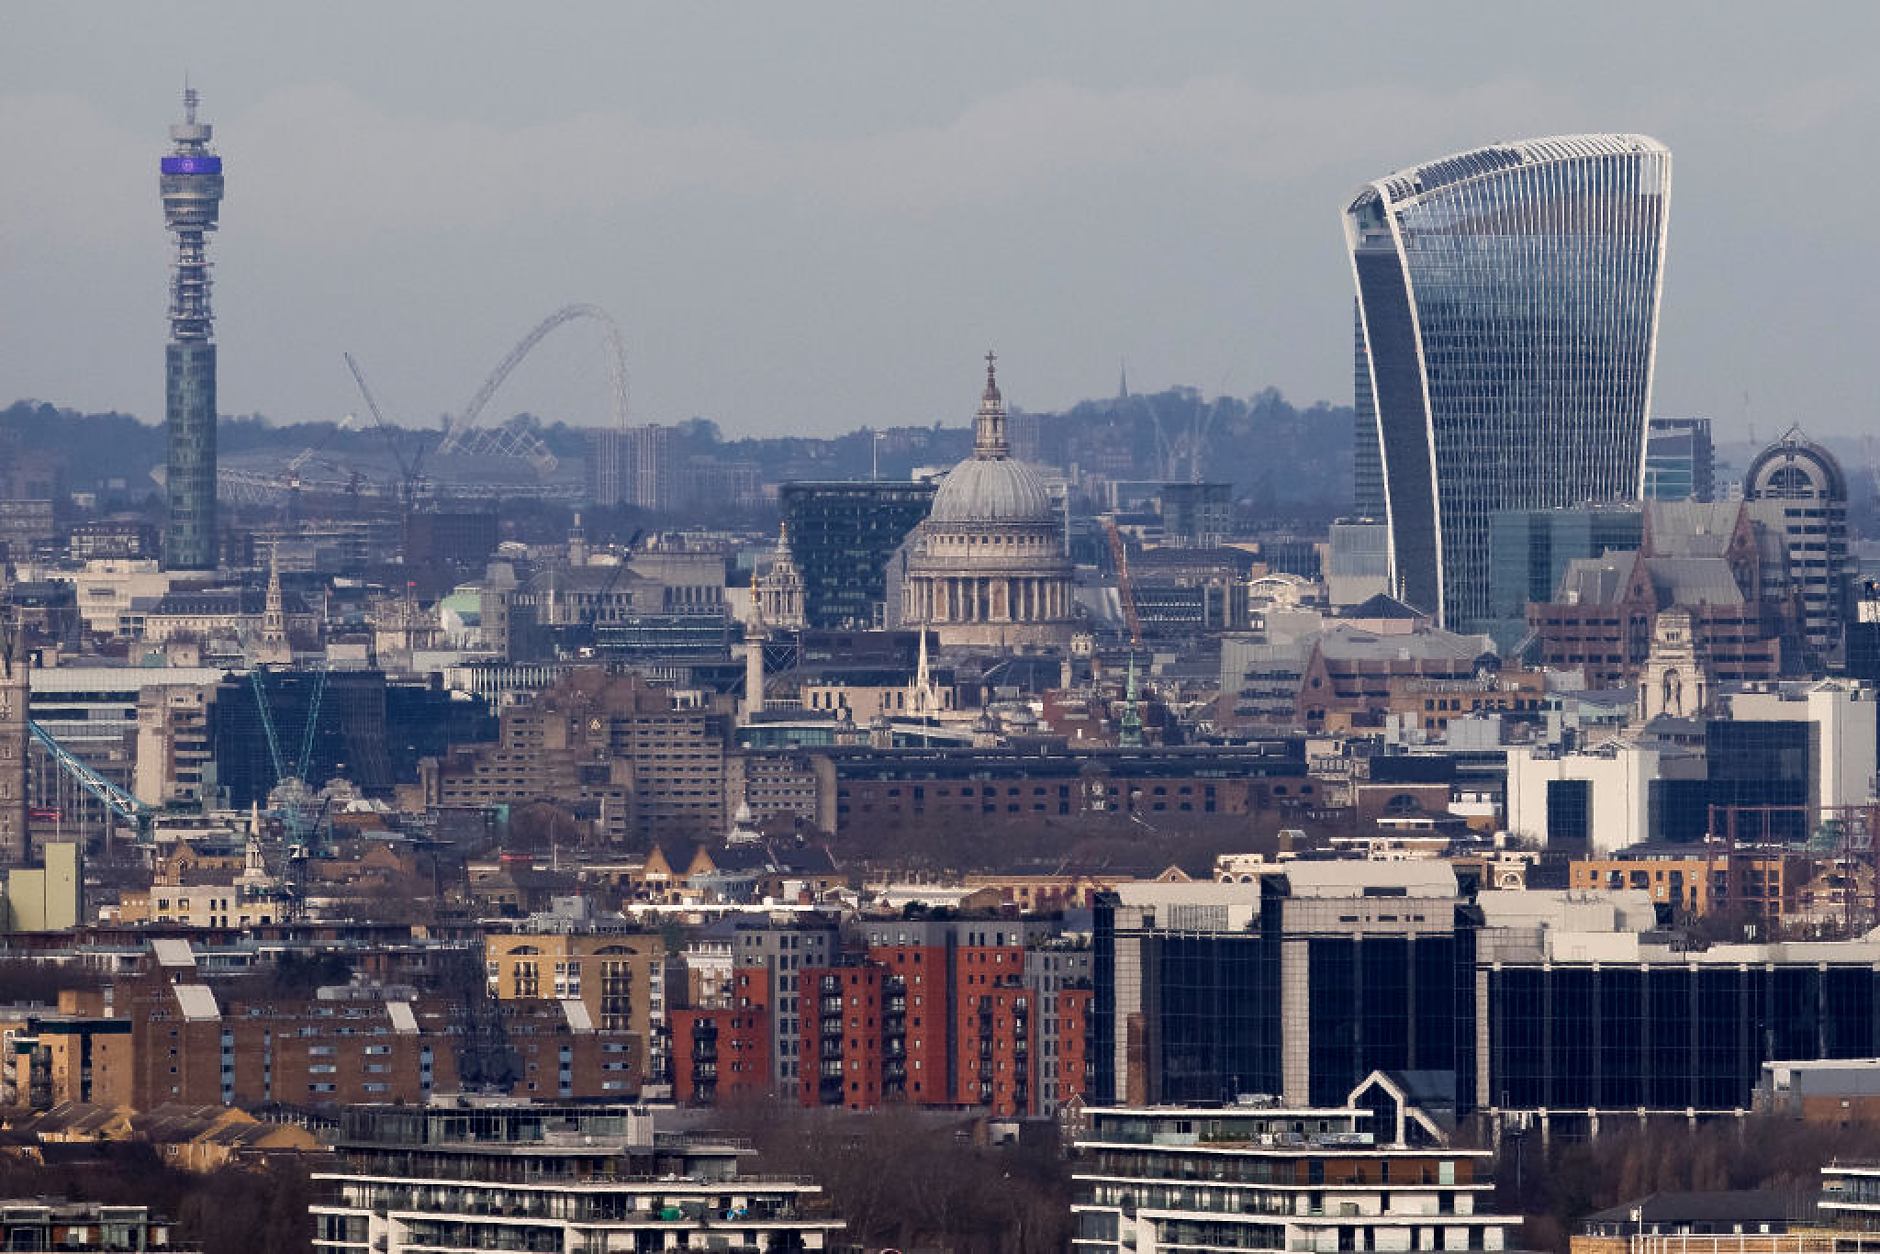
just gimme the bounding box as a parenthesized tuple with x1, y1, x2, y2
(1364, 134, 1669, 207)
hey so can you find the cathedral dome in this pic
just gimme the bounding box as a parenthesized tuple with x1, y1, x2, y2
(929, 456, 1053, 525)
(926, 352, 1055, 526)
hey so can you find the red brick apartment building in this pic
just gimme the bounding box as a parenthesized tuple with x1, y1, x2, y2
(669, 916, 1091, 1118)
(669, 1006, 770, 1105)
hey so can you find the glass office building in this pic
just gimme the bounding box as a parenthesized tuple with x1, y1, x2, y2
(1484, 504, 1644, 650)
(1645, 416, 1715, 502)
(1099, 873, 1880, 1135)
(1344, 135, 1672, 629)
(778, 481, 937, 629)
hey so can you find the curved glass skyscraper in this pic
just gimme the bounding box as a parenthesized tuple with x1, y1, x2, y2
(1344, 134, 1671, 628)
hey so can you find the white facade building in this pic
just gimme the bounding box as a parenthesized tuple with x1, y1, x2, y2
(1727, 680, 1878, 814)
(312, 1101, 842, 1254)
(1504, 740, 1701, 854)
(1072, 1099, 1518, 1254)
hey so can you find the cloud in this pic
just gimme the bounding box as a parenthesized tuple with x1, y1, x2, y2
(0, 94, 152, 248)
(4, 73, 1626, 249)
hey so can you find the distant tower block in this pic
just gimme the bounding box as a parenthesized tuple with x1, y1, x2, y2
(160, 86, 226, 571)
(0, 612, 29, 867)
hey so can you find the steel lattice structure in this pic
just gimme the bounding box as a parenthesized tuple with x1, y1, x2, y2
(438, 303, 632, 472)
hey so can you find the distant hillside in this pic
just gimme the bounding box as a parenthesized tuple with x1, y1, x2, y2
(1020, 386, 1354, 518)
(4, 385, 1357, 521)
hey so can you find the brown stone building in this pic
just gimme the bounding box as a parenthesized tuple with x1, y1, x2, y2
(1375, 669, 1548, 735)
(1569, 846, 1812, 922)
(423, 670, 734, 846)
(28, 940, 645, 1111)
(1295, 623, 1502, 732)
(1528, 502, 1788, 690)
(484, 930, 673, 1084)
(826, 745, 1313, 836)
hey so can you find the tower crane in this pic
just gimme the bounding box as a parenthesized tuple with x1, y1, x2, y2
(573, 529, 644, 654)
(249, 664, 330, 855)
(344, 353, 431, 511)
(28, 722, 154, 841)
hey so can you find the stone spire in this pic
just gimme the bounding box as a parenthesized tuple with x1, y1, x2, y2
(258, 552, 291, 664)
(909, 627, 936, 717)
(972, 350, 1010, 460)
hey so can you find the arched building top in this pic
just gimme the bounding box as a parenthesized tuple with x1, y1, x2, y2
(1744, 426, 1846, 501)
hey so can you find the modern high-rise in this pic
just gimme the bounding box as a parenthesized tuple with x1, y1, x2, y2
(586, 424, 674, 510)
(1352, 303, 1386, 519)
(779, 479, 936, 628)
(1484, 504, 1644, 650)
(1344, 134, 1672, 629)
(160, 88, 225, 571)
(1645, 416, 1715, 502)
(1744, 426, 1852, 663)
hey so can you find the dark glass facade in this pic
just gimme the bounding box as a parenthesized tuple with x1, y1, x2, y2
(1545, 778, 1592, 847)
(164, 341, 218, 571)
(1706, 718, 1814, 844)
(1648, 776, 1710, 844)
(1487, 962, 1880, 1112)
(1159, 928, 1281, 1102)
(1645, 417, 1715, 502)
(1353, 303, 1385, 519)
(212, 671, 496, 807)
(1485, 505, 1644, 650)
(1101, 880, 1880, 1119)
(1303, 930, 1476, 1109)
(1093, 888, 1477, 1110)
(1345, 135, 1671, 627)
(779, 481, 936, 629)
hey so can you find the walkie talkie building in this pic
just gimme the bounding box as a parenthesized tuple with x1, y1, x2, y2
(1344, 135, 1671, 629)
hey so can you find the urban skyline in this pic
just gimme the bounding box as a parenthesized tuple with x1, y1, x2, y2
(11, 9, 1880, 1254)
(5, 4, 1880, 439)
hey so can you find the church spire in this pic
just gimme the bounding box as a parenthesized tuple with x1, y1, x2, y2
(972, 350, 1010, 460)
(258, 550, 291, 664)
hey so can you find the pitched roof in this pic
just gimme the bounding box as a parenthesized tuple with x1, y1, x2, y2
(1643, 556, 1744, 607)
(1555, 552, 1637, 605)
(1580, 1190, 1799, 1231)
(1316, 623, 1495, 663)
(1646, 501, 1744, 559)
(1346, 593, 1426, 620)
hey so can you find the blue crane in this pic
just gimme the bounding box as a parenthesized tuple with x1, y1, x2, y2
(249, 664, 329, 853)
(27, 722, 154, 840)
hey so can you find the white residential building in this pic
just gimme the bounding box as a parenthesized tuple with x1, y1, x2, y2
(311, 1100, 843, 1254)
(1072, 1091, 1519, 1254)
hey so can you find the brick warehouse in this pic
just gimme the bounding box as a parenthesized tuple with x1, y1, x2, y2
(28, 940, 644, 1111)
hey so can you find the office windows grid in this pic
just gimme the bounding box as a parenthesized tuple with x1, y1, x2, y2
(1348, 137, 1670, 626)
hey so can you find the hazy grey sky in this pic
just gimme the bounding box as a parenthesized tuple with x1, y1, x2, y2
(4, 2, 1876, 442)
